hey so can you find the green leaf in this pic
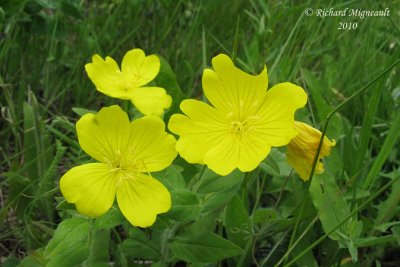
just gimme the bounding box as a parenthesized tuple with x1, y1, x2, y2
(182, 211, 221, 237)
(261, 149, 293, 190)
(6, 172, 31, 220)
(343, 188, 370, 200)
(309, 173, 362, 261)
(155, 56, 185, 119)
(23, 92, 52, 180)
(310, 173, 351, 241)
(201, 185, 242, 214)
(55, 198, 75, 211)
(263, 156, 280, 175)
(72, 107, 96, 117)
(46, 247, 90, 267)
(153, 164, 186, 191)
(121, 240, 160, 260)
(355, 235, 397, 247)
(170, 232, 243, 263)
(95, 207, 125, 229)
(23, 91, 55, 221)
(300, 68, 344, 140)
(197, 169, 243, 193)
(253, 208, 278, 224)
(391, 226, 400, 246)
(45, 218, 89, 255)
(166, 190, 201, 222)
(150, 214, 173, 230)
(196, 169, 245, 213)
(354, 79, 384, 173)
(363, 111, 400, 189)
(44, 217, 90, 266)
(89, 229, 110, 263)
(17, 249, 45, 266)
(347, 240, 358, 262)
(301, 68, 332, 120)
(374, 221, 400, 232)
(224, 194, 251, 248)
(122, 228, 160, 260)
(374, 179, 400, 226)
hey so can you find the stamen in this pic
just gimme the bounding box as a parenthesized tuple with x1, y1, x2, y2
(228, 114, 261, 144)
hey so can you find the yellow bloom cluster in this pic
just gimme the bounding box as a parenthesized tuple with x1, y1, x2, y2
(60, 49, 335, 227)
(61, 49, 176, 227)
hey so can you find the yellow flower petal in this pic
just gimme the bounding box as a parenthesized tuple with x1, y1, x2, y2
(61, 105, 177, 227)
(287, 121, 336, 181)
(203, 136, 239, 175)
(202, 54, 268, 116)
(60, 163, 116, 217)
(255, 82, 308, 146)
(128, 87, 172, 116)
(77, 105, 177, 171)
(129, 116, 177, 172)
(168, 99, 227, 164)
(85, 49, 170, 116)
(116, 173, 171, 227)
(85, 55, 126, 98)
(121, 48, 160, 87)
(203, 128, 273, 175)
(76, 105, 131, 163)
(236, 130, 272, 172)
(169, 54, 308, 175)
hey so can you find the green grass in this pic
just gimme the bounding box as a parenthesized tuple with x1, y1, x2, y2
(1, 0, 400, 266)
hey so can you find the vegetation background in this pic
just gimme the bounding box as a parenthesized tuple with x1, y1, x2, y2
(1, 0, 400, 266)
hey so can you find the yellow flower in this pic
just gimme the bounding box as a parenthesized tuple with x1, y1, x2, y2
(85, 49, 172, 116)
(286, 121, 336, 181)
(168, 54, 307, 176)
(60, 105, 177, 227)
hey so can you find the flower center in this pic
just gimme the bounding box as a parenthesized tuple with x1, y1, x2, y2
(230, 121, 246, 134)
(229, 116, 260, 136)
(114, 168, 139, 187)
(106, 149, 145, 172)
(107, 149, 150, 187)
(121, 73, 142, 91)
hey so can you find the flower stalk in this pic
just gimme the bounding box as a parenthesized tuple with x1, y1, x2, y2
(282, 57, 400, 265)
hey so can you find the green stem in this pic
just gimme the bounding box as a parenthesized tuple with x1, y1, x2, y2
(161, 223, 180, 262)
(274, 215, 319, 267)
(236, 237, 254, 267)
(284, 176, 399, 267)
(285, 188, 307, 263)
(251, 170, 268, 217)
(86, 218, 96, 267)
(274, 169, 293, 209)
(191, 165, 207, 191)
(259, 233, 288, 266)
(284, 57, 400, 264)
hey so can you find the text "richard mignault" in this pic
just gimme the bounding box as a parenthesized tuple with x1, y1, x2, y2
(316, 8, 390, 19)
